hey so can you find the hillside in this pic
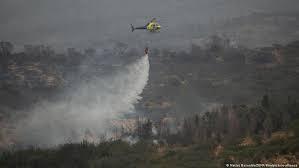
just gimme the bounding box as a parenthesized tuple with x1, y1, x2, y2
(0, 119, 298, 168)
(138, 39, 299, 118)
(1, 35, 299, 168)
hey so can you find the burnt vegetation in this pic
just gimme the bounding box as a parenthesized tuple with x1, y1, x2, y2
(1, 35, 299, 167)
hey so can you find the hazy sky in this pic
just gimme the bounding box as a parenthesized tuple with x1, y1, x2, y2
(1, 0, 299, 49)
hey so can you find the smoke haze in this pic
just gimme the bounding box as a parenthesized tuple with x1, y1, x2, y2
(15, 54, 149, 146)
(1, 0, 299, 147)
(1, 0, 299, 49)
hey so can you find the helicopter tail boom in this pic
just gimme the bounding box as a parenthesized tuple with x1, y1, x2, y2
(131, 24, 147, 32)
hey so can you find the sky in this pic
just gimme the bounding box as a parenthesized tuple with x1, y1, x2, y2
(1, 0, 299, 49)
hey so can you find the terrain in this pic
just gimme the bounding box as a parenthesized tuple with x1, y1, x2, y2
(1, 11, 299, 167)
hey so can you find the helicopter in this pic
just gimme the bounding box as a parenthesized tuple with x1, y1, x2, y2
(131, 18, 161, 32)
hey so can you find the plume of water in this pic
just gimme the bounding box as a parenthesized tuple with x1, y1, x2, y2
(15, 53, 149, 147)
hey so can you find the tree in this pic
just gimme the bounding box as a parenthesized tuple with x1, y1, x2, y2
(84, 48, 96, 56)
(136, 119, 153, 140)
(181, 118, 193, 144)
(0, 41, 14, 71)
(261, 94, 270, 109)
(0, 41, 14, 57)
(263, 115, 273, 138)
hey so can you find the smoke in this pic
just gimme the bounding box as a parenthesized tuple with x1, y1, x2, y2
(122, 136, 139, 145)
(15, 53, 149, 147)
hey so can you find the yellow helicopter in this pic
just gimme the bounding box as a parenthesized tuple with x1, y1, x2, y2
(131, 18, 161, 32)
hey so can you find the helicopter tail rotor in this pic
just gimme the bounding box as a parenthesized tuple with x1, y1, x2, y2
(130, 24, 135, 32)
